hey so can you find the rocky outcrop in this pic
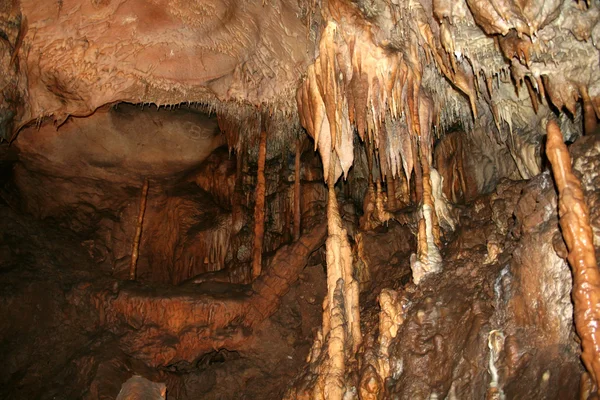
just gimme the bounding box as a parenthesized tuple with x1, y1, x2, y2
(348, 172, 582, 399)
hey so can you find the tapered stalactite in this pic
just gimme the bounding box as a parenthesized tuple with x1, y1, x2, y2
(412, 135, 423, 203)
(546, 119, 600, 395)
(294, 138, 302, 241)
(129, 178, 149, 280)
(387, 176, 397, 210)
(410, 98, 442, 284)
(252, 129, 267, 280)
(581, 87, 598, 136)
(231, 147, 245, 236)
(421, 153, 442, 248)
(365, 140, 374, 186)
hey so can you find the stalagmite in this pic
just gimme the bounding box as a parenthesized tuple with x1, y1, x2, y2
(546, 119, 600, 395)
(410, 179, 443, 285)
(129, 178, 149, 280)
(116, 375, 166, 400)
(323, 166, 361, 382)
(486, 330, 506, 399)
(294, 138, 302, 240)
(360, 183, 377, 231)
(375, 181, 393, 224)
(252, 129, 267, 280)
(285, 161, 361, 399)
(410, 99, 442, 285)
(376, 289, 406, 380)
(430, 168, 456, 232)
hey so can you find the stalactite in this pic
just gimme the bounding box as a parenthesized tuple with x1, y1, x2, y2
(231, 147, 245, 235)
(365, 139, 374, 186)
(581, 86, 598, 136)
(252, 129, 267, 280)
(294, 138, 302, 240)
(410, 175, 443, 285)
(547, 119, 600, 396)
(430, 168, 456, 232)
(418, 94, 442, 247)
(129, 178, 149, 280)
(397, 167, 410, 206)
(284, 190, 293, 244)
(412, 134, 423, 203)
(410, 98, 442, 285)
(387, 176, 397, 211)
(422, 160, 442, 248)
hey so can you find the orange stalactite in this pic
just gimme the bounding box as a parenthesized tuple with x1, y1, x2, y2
(294, 138, 302, 241)
(387, 176, 397, 211)
(581, 87, 598, 135)
(546, 119, 600, 395)
(252, 129, 268, 280)
(232, 147, 245, 235)
(420, 153, 442, 248)
(129, 178, 149, 280)
(412, 134, 423, 203)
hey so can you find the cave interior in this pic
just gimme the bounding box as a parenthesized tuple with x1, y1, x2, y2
(1, 0, 600, 399)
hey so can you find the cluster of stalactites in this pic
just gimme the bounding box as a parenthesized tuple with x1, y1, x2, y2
(434, 0, 600, 138)
(298, 16, 441, 186)
(296, 0, 449, 292)
(296, 0, 469, 190)
(297, 0, 600, 207)
(213, 101, 303, 165)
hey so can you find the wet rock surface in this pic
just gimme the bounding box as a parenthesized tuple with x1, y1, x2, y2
(1, 0, 599, 396)
(352, 171, 584, 399)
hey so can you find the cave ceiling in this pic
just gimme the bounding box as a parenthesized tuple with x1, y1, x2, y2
(0, 0, 598, 174)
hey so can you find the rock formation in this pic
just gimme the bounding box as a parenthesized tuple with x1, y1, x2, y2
(1, 0, 599, 398)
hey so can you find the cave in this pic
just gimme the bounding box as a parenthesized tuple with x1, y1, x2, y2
(1, 0, 600, 399)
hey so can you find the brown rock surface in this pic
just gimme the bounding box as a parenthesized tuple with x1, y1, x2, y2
(1, 0, 600, 398)
(350, 172, 582, 399)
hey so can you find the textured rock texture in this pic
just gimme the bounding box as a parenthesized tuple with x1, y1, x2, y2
(1, 0, 599, 398)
